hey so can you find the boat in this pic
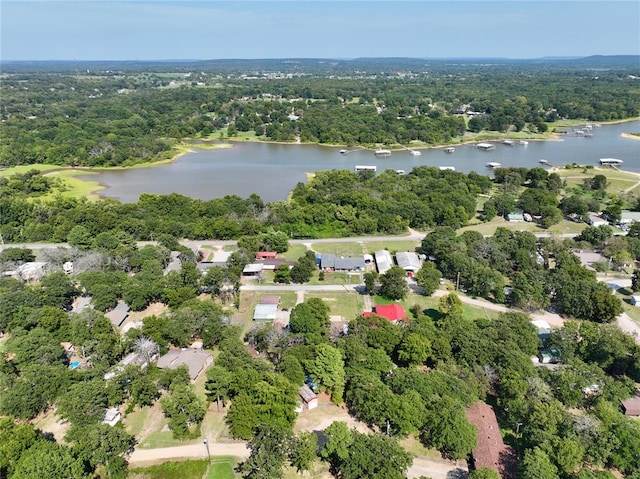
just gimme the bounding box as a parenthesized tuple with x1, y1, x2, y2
(476, 142, 495, 151)
(539, 159, 548, 165)
(502, 140, 515, 146)
(339, 149, 348, 154)
(439, 166, 455, 171)
(375, 149, 391, 157)
(444, 147, 455, 154)
(486, 162, 501, 169)
(395, 169, 406, 175)
(409, 150, 421, 156)
(354, 165, 377, 172)
(599, 158, 624, 166)
(519, 140, 529, 146)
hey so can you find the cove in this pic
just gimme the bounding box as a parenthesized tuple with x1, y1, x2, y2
(84, 120, 640, 203)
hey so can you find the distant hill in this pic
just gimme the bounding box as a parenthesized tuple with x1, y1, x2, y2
(2, 55, 638, 74)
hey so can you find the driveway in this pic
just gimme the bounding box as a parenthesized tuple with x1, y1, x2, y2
(128, 442, 250, 465)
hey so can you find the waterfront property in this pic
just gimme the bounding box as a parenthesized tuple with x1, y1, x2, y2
(476, 143, 496, 151)
(599, 158, 624, 166)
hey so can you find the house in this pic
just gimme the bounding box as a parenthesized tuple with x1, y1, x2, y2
(102, 408, 122, 427)
(620, 396, 640, 416)
(374, 250, 393, 274)
(253, 303, 278, 321)
(320, 254, 365, 272)
(619, 210, 640, 226)
(105, 302, 130, 328)
(588, 213, 609, 227)
(156, 348, 213, 381)
(256, 251, 277, 260)
(395, 251, 422, 274)
(196, 261, 226, 275)
(531, 319, 551, 341)
(164, 251, 182, 275)
(363, 304, 407, 323)
(465, 402, 517, 478)
(242, 263, 264, 276)
(103, 351, 152, 380)
(257, 259, 295, 271)
(631, 296, 640, 306)
(299, 385, 318, 410)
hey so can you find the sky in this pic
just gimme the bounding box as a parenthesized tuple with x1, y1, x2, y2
(1, 1, 639, 61)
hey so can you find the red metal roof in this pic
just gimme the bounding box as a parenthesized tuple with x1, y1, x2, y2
(363, 304, 407, 322)
(256, 251, 277, 259)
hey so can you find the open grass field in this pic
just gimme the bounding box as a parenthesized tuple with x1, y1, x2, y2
(204, 457, 237, 479)
(279, 244, 309, 260)
(555, 166, 640, 195)
(310, 242, 365, 256)
(129, 459, 209, 479)
(458, 216, 587, 236)
(304, 291, 362, 319)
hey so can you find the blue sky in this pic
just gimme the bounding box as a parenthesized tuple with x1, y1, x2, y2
(2, 1, 639, 61)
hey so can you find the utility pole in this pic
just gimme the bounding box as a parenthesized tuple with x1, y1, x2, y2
(203, 437, 210, 460)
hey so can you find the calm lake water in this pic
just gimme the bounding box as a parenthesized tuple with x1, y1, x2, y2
(86, 120, 640, 202)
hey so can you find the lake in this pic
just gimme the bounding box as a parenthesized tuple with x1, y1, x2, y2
(85, 120, 640, 203)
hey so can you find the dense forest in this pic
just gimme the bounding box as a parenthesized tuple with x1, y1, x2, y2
(1, 58, 639, 167)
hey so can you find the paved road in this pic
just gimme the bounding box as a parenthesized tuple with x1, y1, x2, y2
(128, 442, 250, 465)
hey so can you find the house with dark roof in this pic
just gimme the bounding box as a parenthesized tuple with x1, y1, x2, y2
(320, 254, 365, 272)
(465, 402, 517, 479)
(363, 304, 407, 323)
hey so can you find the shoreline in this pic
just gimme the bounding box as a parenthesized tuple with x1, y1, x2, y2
(621, 133, 640, 141)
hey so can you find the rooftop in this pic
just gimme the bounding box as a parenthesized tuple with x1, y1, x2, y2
(253, 303, 278, 321)
(363, 303, 407, 322)
(156, 348, 213, 380)
(395, 251, 422, 271)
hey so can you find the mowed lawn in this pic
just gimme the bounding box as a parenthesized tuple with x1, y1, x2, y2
(129, 459, 209, 479)
(205, 456, 236, 479)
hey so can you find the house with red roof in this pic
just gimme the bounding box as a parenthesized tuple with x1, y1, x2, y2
(363, 304, 407, 323)
(256, 251, 277, 260)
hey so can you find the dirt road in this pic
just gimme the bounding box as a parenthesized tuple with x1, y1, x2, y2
(128, 442, 250, 465)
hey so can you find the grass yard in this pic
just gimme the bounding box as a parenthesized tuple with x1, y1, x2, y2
(279, 244, 309, 260)
(554, 166, 640, 195)
(124, 405, 152, 439)
(204, 456, 237, 479)
(304, 291, 362, 319)
(310, 242, 365, 256)
(363, 240, 421, 254)
(458, 217, 586, 236)
(129, 459, 208, 479)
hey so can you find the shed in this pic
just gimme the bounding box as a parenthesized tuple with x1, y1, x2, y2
(538, 348, 560, 364)
(156, 348, 213, 381)
(363, 304, 407, 323)
(395, 251, 422, 273)
(631, 296, 640, 307)
(374, 250, 393, 274)
(531, 319, 551, 340)
(621, 396, 640, 416)
(299, 385, 318, 410)
(259, 295, 281, 305)
(105, 302, 130, 328)
(253, 303, 278, 321)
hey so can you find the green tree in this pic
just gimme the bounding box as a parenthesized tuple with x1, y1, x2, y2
(274, 264, 291, 284)
(307, 344, 345, 403)
(520, 447, 560, 479)
(57, 379, 109, 428)
(289, 297, 330, 343)
(363, 271, 378, 295)
(420, 397, 477, 460)
(0, 418, 38, 477)
(237, 423, 291, 479)
(397, 333, 431, 366)
(69, 423, 136, 476)
(415, 262, 442, 296)
(379, 265, 408, 300)
(67, 225, 93, 250)
(226, 392, 259, 440)
(205, 365, 232, 411)
(11, 440, 84, 479)
(160, 384, 207, 439)
(289, 432, 318, 473)
(339, 431, 412, 479)
(468, 468, 501, 479)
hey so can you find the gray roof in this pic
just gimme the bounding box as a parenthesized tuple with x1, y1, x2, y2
(320, 254, 365, 271)
(253, 303, 278, 321)
(156, 348, 213, 380)
(395, 251, 422, 272)
(243, 263, 264, 274)
(105, 302, 130, 327)
(164, 251, 182, 275)
(299, 385, 318, 403)
(620, 210, 640, 223)
(375, 250, 393, 274)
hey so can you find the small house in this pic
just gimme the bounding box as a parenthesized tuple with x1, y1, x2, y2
(538, 348, 560, 364)
(253, 303, 278, 321)
(299, 385, 318, 411)
(374, 250, 393, 274)
(588, 213, 608, 227)
(320, 254, 365, 272)
(621, 396, 640, 416)
(363, 304, 407, 323)
(256, 251, 277, 260)
(105, 302, 130, 328)
(395, 251, 422, 274)
(242, 263, 264, 276)
(102, 408, 122, 427)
